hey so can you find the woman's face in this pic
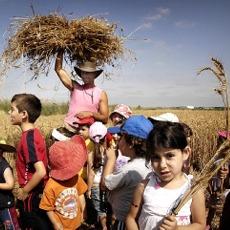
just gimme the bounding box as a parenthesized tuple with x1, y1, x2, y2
(80, 71, 96, 85)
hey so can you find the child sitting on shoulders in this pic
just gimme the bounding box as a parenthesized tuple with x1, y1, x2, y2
(126, 122, 206, 230)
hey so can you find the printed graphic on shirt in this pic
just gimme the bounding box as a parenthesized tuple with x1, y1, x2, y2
(55, 187, 78, 219)
(177, 216, 190, 225)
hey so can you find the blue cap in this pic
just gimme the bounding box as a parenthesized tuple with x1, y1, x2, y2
(108, 126, 121, 134)
(121, 115, 153, 139)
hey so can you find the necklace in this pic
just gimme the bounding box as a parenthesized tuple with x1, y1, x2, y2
(84, 87, 94, 103)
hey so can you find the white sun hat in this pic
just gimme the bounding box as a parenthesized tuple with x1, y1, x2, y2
(51, 128, 71, 141)
(150, 113, 179, 123)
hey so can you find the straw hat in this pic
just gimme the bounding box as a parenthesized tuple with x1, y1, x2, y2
(0, 140, 16, 152)
(74, 61, 103, 78)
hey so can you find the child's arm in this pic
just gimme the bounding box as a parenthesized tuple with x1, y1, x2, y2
(79, 194, 86, 222)
(0, 167, 14, 190)
(126, 181, 145, 230)
(159, 189, 206, 230)
(40, 180, 62, 230)
(76, 91, 109, 123)
(100, 147, 116, 190)
(188, 188, 206, 229)
(17, 161, 46, 200)
(86, 151, 95, 199)
(47, 211, 63, 230)
(55, 50, 73, 91)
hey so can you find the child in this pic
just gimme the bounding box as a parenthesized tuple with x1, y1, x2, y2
(9, 93, 51, 229)
(109, 104, 132, 126)
(55, 50, 109, 131)
(206, 130, 230, 229)
(0, 140, 20, 229)
(87, 121, 112, 230)
(126, 122, 206, 230)
(148, 113, 194, 174)
(108, 104, 132, 173)
(103, 115, 153, 230)
(75, 116, 95, 181)
(39, 138, 88, 230)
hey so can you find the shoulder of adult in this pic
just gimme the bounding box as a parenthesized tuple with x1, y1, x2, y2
(72, 80, 82, 88)
(100, 90, 108, 98)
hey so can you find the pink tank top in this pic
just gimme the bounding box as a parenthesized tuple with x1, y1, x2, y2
(65, 83, 102, 127)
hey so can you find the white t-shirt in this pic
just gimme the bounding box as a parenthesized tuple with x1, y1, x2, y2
(105, 157, 151, 221)
(113, 150, 130, 173)
(138, 173, 193, 230)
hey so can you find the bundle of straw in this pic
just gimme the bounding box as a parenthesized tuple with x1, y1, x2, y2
(171, 140, 230, 215)
(1, 14, 124, 78)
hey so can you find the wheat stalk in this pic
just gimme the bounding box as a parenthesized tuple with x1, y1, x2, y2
(171, 140, 230, 215)
(197, 58, 229, 134)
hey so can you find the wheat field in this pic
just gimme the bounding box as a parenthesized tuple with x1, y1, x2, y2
(1, 108, 225, 172)
(0, 108, 225, 229)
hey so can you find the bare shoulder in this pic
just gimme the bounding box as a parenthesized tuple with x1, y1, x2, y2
(100, 90, 108, 99)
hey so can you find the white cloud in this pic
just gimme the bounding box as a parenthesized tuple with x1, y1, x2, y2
(125, 7, 170, 41)
(175, 20, 195, 28)
(144, 7, 170, 22)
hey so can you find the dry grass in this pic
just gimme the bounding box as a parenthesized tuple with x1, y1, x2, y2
(1, 14, 124, 78)
(1, 108, 225, 171)
(0, 108, 226, 228)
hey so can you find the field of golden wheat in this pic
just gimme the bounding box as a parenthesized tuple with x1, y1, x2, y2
(0, 108, 225, 172)
(0, 108, 226, 229)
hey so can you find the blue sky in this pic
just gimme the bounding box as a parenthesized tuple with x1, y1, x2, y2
(0, 0, 230, 107)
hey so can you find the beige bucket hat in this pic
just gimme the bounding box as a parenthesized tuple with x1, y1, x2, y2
(74, 61, 103, 78)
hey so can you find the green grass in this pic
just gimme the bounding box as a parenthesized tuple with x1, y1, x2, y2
(0, 99, 68, 116)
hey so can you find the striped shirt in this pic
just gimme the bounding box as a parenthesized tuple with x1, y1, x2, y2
(16, 128, 48, 188)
